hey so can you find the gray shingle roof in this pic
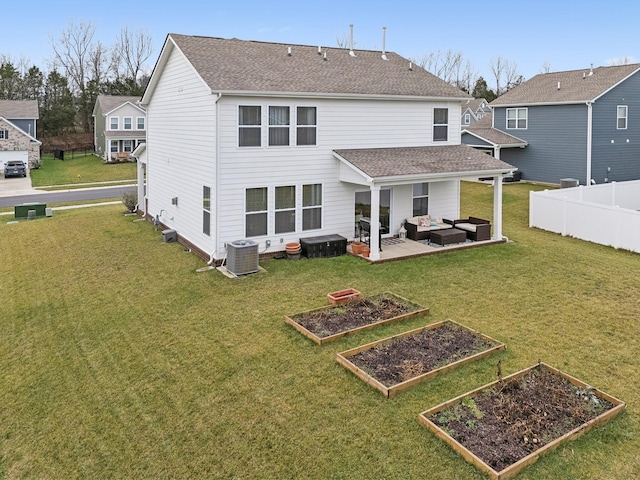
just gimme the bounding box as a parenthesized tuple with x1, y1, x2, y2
(169, 34, 470, 99)
(463, 113, 527, 147)
(491, 64, 640, 106)
(334, 144, 514, 178)
(96, 95, 144, 114)
(0, 100, 39, 119)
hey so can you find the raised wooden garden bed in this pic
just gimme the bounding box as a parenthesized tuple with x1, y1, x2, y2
(336, 320, 505, 397)
(418, 362, 626, 480)
(327, 288, 361, 305)
(285, 292, 428, 345)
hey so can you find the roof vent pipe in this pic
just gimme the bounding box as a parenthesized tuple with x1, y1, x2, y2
(349, 24, 356, 57)
(557, 81, 561, 90)
(589, 63, 594, 76)
(381, 26, 388, 60)
(409, 61, 413, 71)
(323, 52, 327, 61)
(583, 72, 586, 79)
(287, 46, 292, 56)
(318, 46, 322, 55)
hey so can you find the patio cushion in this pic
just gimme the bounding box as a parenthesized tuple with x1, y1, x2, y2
(454, 222, 477, 232)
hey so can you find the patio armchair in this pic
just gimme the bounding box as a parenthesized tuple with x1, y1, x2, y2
(444, 216, 491, 241)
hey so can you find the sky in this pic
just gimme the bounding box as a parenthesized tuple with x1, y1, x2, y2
(2, 0, 638, 87)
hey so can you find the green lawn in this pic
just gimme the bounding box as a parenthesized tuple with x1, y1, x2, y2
(2, 182, 639, 479)
(30, 154, 136, 187)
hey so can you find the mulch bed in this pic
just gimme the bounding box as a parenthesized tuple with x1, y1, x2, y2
(347, 323, 501, 387)
(290, 293, 417, 339)
(426, 364, 618, 473)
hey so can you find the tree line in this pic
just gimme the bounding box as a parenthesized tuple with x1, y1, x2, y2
(0, 20, 153, 138)
(2, 23, 527, 140)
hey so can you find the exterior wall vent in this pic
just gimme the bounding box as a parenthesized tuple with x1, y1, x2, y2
(226, 240, 259, 276)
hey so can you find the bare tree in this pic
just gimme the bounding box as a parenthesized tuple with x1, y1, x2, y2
(49, 19, 96, 94)
(89, 41, 109, 86)
(607, 56, 634, 66)
(490, 56, 521, 96)
(112, 27, 154, 81)
(540, 61, 552, 74)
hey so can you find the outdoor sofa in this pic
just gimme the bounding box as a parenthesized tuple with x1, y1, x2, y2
(404, 215, 452, 241)
(444, 217, 491, 241)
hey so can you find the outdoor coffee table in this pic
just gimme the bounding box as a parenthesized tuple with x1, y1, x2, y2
(430, 228, 466, 246)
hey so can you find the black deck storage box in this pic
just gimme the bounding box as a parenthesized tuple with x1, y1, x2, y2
(300, 234, 347, 259)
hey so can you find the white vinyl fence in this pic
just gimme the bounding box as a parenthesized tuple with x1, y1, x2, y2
(530, 180, 640, 253)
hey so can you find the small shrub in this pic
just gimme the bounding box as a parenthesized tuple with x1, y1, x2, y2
(121, 191, 138, 212)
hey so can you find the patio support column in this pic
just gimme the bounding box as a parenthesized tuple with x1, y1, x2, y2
(493, 175, 503, 239)
(369, 185, 381, 260)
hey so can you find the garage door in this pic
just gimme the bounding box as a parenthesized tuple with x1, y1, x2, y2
(0, 150, 28, 171)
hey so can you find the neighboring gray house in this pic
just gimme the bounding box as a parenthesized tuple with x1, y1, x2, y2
(92, 95, 146, 161)
(460, 98, 491, 127)
(0, 100, 41, 170)
(484, 64, 640, 185)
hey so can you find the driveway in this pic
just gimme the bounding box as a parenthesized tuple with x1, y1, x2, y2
(0, 174, 39, 197)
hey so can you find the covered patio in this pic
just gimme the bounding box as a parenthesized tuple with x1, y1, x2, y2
(333, 144, 516, 261)
(348, 234, 506, 263)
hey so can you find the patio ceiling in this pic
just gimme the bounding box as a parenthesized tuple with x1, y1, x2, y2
(333, 144, 516, 187)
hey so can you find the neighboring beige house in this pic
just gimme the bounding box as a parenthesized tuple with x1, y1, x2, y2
(460, 98, 491, 127)
(92, 95, 146, 161)
(0, 100, 41, 171)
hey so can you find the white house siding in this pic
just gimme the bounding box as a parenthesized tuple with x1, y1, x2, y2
(215, 97, 462, 256)
(145, 46, 217, 256)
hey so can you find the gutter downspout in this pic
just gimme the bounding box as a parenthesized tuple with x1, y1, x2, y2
(586, 101, 593, 185)
(207, 92, 223, 265)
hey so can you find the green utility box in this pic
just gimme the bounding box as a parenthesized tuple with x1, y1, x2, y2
(14, 202, 47, 219)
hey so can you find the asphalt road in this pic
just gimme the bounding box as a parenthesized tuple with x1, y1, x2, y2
(0, 185, 136, 208)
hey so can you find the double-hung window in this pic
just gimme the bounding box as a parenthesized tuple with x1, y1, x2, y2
(412, 183, 429, 216)
(123, 117, 132, 130)
(464, 113, 471, 125)
(617, 105, 628, 129)
(269, 106, 290, 146)
(110, 117, 118, 130)
(506, 108, 527, 129)
(302, 184, 322, 230)
(203, 186, 211, 236)
(239, 106, 262, 147)
(0, 129, 6, 140)
(433, 108, 448, 141)
(296, 107, 317, 145)
(110, 141, 118, 153)
(245, 187, 268, 237)
(275, 186, 296, 233)
(137, 117, 145, 130)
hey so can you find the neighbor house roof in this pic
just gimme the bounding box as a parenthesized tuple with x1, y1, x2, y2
(491, 63, 640, 107)
(462, 114, 527, 148)
(0, 100, 39, 119)
(144, 34, 471, 101)
(461, 98, 489, 113)
(95, 95, 144, 115)
(334, 144, 514, 181)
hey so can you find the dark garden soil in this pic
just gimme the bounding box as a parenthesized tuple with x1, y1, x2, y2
(347, 323, 500, 387)
(428, 365, 615, 472)
(292, 294, 414, 338)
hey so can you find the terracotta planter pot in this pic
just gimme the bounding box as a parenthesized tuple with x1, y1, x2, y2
(350, 241, 364, 254)
(327, 288, 361, 305)
(285, 242, 302, 254)
(361, 247, 370, 258)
